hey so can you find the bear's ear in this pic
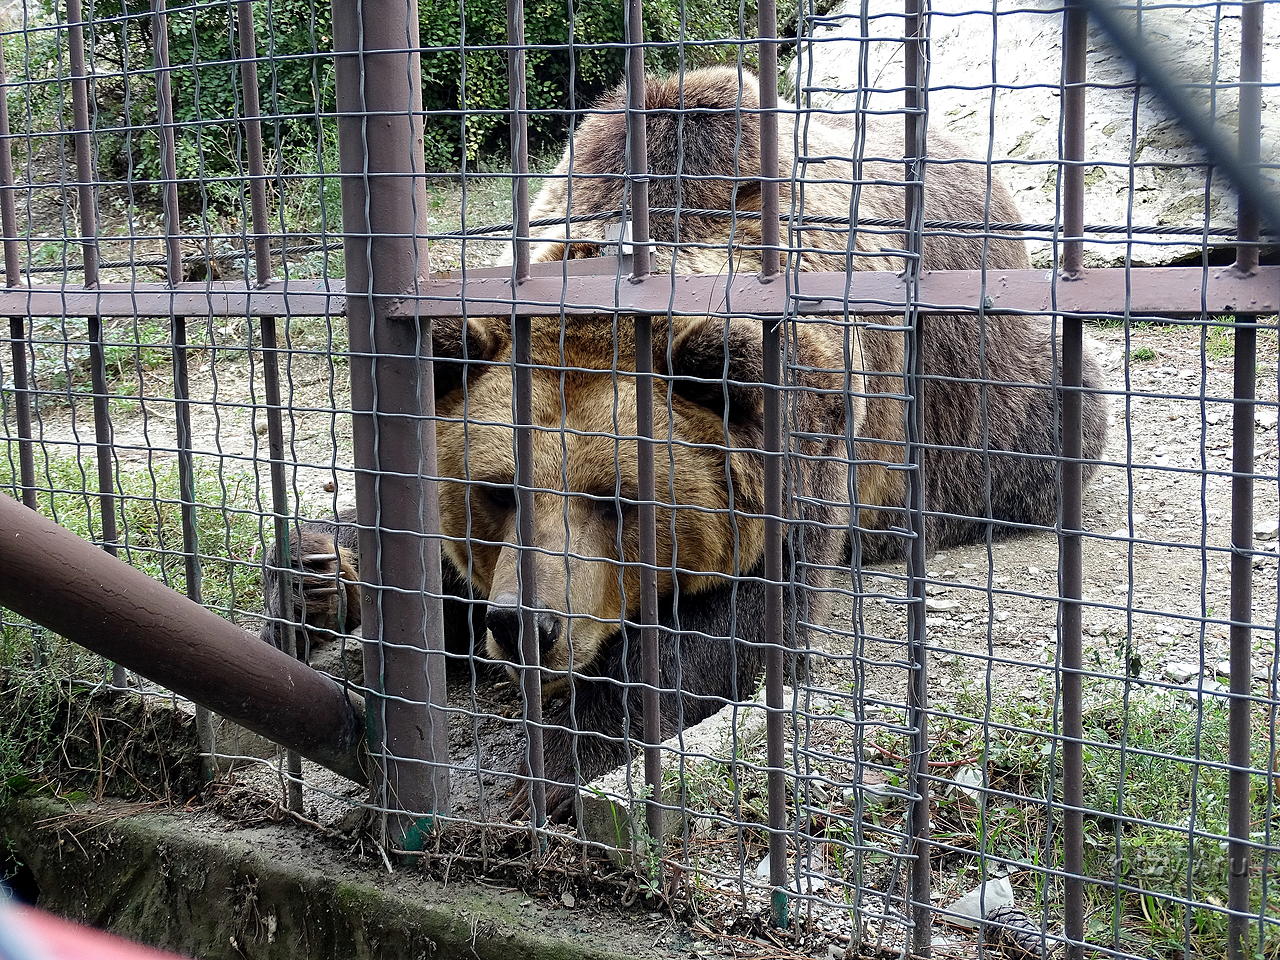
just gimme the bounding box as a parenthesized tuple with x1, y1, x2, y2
(663, 319, 765, 424)
(430, 317, 501, 398)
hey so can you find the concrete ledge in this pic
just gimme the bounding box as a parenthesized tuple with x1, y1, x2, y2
(2, 796, 687, 960)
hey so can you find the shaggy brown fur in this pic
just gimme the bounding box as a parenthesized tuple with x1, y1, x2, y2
(262, 67, 1108, 820)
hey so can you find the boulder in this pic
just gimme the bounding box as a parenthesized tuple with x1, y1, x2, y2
(786, 0, 1279, 266)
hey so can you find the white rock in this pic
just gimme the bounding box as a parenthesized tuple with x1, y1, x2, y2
(1258, 409, 1278, 430)
(785, 1, 1279, 267)
(946, 877, 1016, 929)
(1255, 518, 1279, 541)
(1215, 659, 1233, 677)
(926, 597, 960, 613)
(1164, 661, 1201, 683)
(951, 766, 985, 802)
(995, 611, 1010, 622)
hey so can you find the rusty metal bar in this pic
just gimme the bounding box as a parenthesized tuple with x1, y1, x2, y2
(67, 0, 127, 691)
(757, 0, 788, 930)
(0, 267, 1277, 319)
(620, 0, 661, 850)
(0, 491, 368, 782)
(1227, 3, 1264, 956)
(236, 0, 305, 813)
(0, 40, 35, 511)
(1058, 3, 1088, 956)
(151, 0, 217, 779)
(903, 0, 932, 951)
(333, 0, 451, 845)
(506, 0, 530, 281)
(504, 0, 546, 828)
(404, 265, 1280, 319)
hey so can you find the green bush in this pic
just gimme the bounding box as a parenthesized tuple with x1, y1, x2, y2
(418, 0, 760, 169)
(35, 0, 758, 214)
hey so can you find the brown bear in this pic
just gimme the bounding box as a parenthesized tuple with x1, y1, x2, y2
(261, 67, 1108, 821)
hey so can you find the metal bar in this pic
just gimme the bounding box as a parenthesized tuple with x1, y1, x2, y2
(402, 265, 1280, 319)
(0, 491, 368, 782)
(1058, 4, 1088, 956)
(506, 0, 530, 282)
(757, 0, 788, 931)
(0, 40, 35, 511)
(236, 0, 304, 814)
(903, 0, 931, 950)
(621, 0, 661, 850)
(1227, 3, 1264, 956)
(333, 0, 451, 847)
(68, 0, 126, 690)
(0, 267, 1277, 319)
(504, 0, 546, 828)
(624, 0, 650, 280)
(513, 313, 546, 825)
(151, 0, 216, 780)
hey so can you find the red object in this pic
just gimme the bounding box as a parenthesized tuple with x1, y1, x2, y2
(3, 906, 190, 960)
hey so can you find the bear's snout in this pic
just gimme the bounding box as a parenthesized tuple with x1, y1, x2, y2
(485, 597, 563, 664)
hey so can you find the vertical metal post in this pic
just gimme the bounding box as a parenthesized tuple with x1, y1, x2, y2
(623, 0, 661, 848)
(237, 0, 304, 812)
(0, 42, 36, 510)
(151, 0, 216, 778)
(506, 0, 546, 828)
(757, 0, 788, 930)
(68, 0, 127, 689)
(333, 0, 451, 847)
(1058, 3, 1087, 957)
(1227, 3, 1263, 956)
(903, 0, 932, 951)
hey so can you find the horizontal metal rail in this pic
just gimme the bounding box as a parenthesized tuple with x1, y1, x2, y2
(0, 491, 369, 785)
(0, 265, 1275, 319)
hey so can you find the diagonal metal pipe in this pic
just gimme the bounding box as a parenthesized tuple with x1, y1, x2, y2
(0, 491, 369, 786)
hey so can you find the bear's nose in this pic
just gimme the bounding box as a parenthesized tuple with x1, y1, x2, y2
(486, 598, 562, 662)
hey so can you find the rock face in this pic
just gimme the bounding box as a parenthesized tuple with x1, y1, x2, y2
(786, 0, 1278, 266)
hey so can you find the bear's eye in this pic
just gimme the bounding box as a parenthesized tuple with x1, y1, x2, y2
(474, 484, 517, 513)
(589, 493, 638, 522)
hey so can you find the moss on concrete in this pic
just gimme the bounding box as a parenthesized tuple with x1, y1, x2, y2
(2, 796, 686, 960)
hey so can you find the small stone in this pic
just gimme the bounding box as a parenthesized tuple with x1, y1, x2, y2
(1026, 566, 1041, 576)
(1258, 409, 1278, 429)
(1255, 518, 1279, 541)
(1164, 661, 1200, 682)
(560, 891, 576, 908)
(926, 597, 960, 613)
(995, 611, 1011, 622)
(1215, 659, 1233, 677)
(925, 583, 951, 597)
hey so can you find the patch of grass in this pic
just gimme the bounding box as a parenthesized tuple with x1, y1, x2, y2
(1206, 315, 1237, 361)
(25, 316, 205, 411)
(865, 677, 1280, 958)
(1130, 346, 1157, 362)
(0, 447, 264, 624)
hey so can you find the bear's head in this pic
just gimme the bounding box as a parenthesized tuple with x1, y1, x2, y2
(429, 314, 854, 687)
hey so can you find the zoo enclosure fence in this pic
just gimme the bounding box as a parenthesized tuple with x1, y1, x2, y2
(0, 0, 1276, 958)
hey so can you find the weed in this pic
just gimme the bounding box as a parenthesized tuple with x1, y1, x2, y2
(0, 447, 264, 622)
(1130, 346, 1157, 362)
(865, 676, 1280, 958)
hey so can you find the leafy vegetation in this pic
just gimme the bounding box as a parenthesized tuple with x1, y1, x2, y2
(0, 448, 264, 621)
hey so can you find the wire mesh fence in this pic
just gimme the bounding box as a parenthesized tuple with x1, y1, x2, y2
(0, 0, 1278, 957)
